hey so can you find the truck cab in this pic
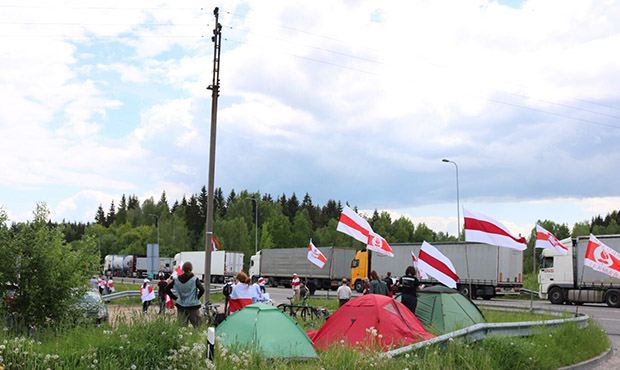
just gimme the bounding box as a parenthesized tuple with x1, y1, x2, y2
(538, 238, 574, 301)
(350, 249, 370, 292)
(249, 252, 261, 280)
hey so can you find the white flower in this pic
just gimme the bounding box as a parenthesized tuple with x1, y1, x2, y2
(130, 365, 137, 370)
(405, 353, 410, 359)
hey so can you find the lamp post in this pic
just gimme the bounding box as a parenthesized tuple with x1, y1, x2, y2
(442, 158, 472, 299)
(149, 214, 160, 247)
(244, 197, 259, 254)
(441, 159, 460, 240)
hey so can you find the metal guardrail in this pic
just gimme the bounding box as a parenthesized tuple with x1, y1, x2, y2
(384, 312, 590, 358)
(102, 286, 223, 302)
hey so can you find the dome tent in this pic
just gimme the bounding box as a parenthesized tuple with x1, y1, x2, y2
(309, 294, 432, 350)
(216, 303, 317, 359)
(399, 285, 486, 334)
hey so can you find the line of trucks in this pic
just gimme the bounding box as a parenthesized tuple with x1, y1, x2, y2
(249, 242, 523, 299)
(104, 234, 620, 306)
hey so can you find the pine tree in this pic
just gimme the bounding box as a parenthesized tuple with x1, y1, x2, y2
(127, 195, 140, 210)
(286, 193, 299, 222)
(106, 201, 116, 227)
(95, 205, 106, 225)
(116, 194, 127, 225)
(214, 187, 226, 218)
(199, 186, 208, 219)
(226, 189, 237, 208)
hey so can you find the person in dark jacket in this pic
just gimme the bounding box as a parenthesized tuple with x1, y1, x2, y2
(399, 266, 421, 314)
(157, 273, 168, 314)
(369, 270, 388, 295)
(384, 272, 394, 297)
(165, 262, 205, 327)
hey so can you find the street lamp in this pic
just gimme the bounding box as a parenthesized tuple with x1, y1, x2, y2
(441, 159, 460, 240)
(442, 158, 472, 299)
(149, 214, 160, 247)
(244, 197, 259, 254)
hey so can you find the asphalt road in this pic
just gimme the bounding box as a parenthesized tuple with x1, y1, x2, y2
(476, 298, 620, 335)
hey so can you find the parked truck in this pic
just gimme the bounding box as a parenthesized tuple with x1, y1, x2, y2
(103, 255, 174, 278)
(539, 234, 620, 307)
(351, 242, 523, 299)
(249, 247, 357, 290)
(173, 251, 244, 283)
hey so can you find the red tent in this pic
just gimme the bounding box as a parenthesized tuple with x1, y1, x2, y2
(309, 294, 433, 350)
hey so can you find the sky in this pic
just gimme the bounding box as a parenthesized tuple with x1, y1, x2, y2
(1, 0, 620, 239)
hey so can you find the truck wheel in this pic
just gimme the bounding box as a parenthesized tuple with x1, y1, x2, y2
(605, 290, 620, 308)
(548, 287, 565, 305)
(458, 286, 472, 299)
(354, 280, 364, 293)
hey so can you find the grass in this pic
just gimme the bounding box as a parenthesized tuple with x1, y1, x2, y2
(0, 308, 608, 370)
(480, 308, 565, 323)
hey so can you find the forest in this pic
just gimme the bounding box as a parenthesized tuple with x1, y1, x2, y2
(50, 186, 620, 271)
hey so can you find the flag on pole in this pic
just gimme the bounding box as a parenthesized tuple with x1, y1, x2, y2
(417, 241, 459, 288)
(584, 234, 620, 279)
(535, 224, 569, 255)
(464, 208, 527, 251)
(307, 239, 327, 268)
(173, 262, 183, 278)
(411, 251, 429, 279)
(211, 235, 221, 251)
(336, 205, 394, 257)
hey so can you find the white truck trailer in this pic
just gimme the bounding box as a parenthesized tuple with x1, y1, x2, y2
(249, 247, 357, 290)
(172, 251, 244, 283)
(539, 234, 620, 307)
(351, 242, 523, 299)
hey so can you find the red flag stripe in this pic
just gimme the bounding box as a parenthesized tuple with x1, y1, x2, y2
(419, 249, 459, 282)
(464, 217, 526, 244)
(536, 232, 568, 251)
(338, 213, 371, 237)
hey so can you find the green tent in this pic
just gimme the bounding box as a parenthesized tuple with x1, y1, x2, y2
(398, 286, 486, 334)
(216, 303, 318, 359)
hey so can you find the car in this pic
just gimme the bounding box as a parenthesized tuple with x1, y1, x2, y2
(77, 289, 109, 325)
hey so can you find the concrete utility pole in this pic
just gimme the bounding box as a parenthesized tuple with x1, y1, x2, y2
(204, 7, 222, 303)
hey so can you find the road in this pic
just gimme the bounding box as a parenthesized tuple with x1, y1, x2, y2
(476, 298, 620, 335)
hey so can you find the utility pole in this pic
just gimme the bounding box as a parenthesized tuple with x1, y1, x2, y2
(203, 7, 222, 304)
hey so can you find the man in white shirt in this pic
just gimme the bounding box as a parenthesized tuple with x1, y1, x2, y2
(337, 278, 352, 307)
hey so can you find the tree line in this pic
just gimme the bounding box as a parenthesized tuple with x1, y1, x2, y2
(50, 188, 620, 269)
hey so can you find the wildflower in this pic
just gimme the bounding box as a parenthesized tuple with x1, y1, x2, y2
(405, 353, 410, 359)
(93, 359, 98, 364)
(130, 365, 137, 370)
(340, 339, 345, 344)
(378, 334, 383, 339)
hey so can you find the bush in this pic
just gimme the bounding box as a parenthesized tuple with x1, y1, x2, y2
(0, 204, 99, 331)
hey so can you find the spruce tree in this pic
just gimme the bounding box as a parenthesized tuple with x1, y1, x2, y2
(95, 205, 106, 225)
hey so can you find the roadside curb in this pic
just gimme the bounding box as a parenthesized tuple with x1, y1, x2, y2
(558, 346, 613, 370)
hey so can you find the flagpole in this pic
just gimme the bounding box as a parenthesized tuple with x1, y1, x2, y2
(327, 247, 334, 299)
(575, 245, 586, 317)
(531, 244, 535, 312)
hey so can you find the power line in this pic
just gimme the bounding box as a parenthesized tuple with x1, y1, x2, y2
(488, 99, 620, 130)
(504, 92, 620, 120)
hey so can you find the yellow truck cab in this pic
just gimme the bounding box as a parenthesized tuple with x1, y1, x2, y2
(350, 249, 370, 292)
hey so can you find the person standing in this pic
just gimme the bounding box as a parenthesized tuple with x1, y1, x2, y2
(97, 275, 105, 294)
(165, 262, 205, 327)
(106, 277, 115, 294)
(291, 273, 301, 302)
(140, 279, 156, 314)
(257, 277, 266, 294)
(369, 270, 389, 295)
(384, 272, 394, 297)
(157, 274, 168, 314)
(336, 279, 352, 307)
(399, 266, 421, 314)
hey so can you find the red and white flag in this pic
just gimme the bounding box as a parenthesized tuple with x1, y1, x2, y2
(411, 251, 429, 279)
(535, 224, 569, 255)
(417, 241, 459, 288)
(172, 262, 183, 278)
(336, 205, 394, 257)
(464, 208, 527, 251)
(584, 234, 620, 280)
(211, 235, 220, 251)
(307, 239, 327, 269)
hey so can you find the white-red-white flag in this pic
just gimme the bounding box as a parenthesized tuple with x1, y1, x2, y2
(584, 234, 620, 280)
(535, 224, 569, 255)
(172, 262, 183, 278)
(336, 205, 394, 257)
(417, 241, 459, 288)
(307, 239, 327, 269)
(211, 235, 220, 251)
(411, 251, 429, 279)
(464, 208, 527, 251)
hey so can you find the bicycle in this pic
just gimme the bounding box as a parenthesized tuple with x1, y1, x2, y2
(277, 296, 329, 321)
(203, 303, 225, 326)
